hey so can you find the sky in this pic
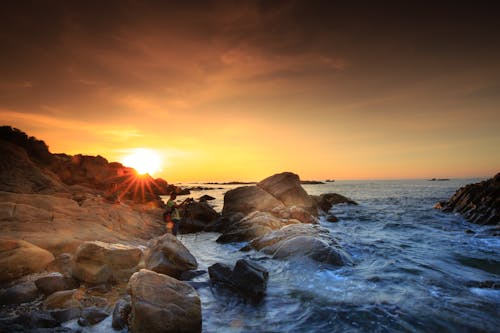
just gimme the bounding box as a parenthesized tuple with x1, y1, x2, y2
(1, 0, 499, 182)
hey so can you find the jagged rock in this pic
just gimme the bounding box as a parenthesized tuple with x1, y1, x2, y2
(437, 173, 500, 225)
(35, 273, 80, 296)
(127, 269, 201, 333)
(208, 259, 268, 299)
(77, 307, 109, 326)
(180, 201, 220, 233)
(112, 296, 131, 330)
(71, 241, 143, 284)
(0, 280, 41, 305)
(0, 239, 55, 283)
(144, 234, 198, 278)
(257, 172, 316, 213)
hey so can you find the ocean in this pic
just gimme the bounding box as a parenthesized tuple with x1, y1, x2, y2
(174, 179, 500, 333)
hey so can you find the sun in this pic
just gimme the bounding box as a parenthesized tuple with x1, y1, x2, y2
(122, 148, 162, 175)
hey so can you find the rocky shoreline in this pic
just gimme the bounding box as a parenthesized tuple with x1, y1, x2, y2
(1, 127, 359, 332)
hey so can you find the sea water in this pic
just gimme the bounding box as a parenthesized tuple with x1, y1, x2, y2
(176, 179, 500, 333)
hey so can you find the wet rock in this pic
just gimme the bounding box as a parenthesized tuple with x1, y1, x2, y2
(35, 273, 80, 296)
(127, 269, 202, 333)
(257, 172, 316, 212)
(437, 173, 500, 225)
(0, 310, 64, 333)
(144, 233, 198, 278)
(0, 239, 55, 283)
(312, 193, 358, 213)
(208, 259, 268, 299)
(71, 241, 143, 284)
(180, 270, 207, 281)
(43, 289, 82, 323)
(77, 306, 109, 326)
(180, 200, 220, 233)
(327, 215, 339, 223)
(112, 296, 131, 330)
(0, 280, 41, 305)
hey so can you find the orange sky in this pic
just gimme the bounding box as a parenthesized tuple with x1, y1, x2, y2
(1, 1, 499, 181)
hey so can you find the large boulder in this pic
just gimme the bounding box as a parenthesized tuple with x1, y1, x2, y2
(144, 234, 198, 278)
(0, 238, 55, 283)
(72, 241, 143, 284)
(35, 273, 80, 296)
(0, 280, 41, 305)
(248, 224, 352, 266)
(257, 172, 316, 213)
(438, 173, 500, 225)
(42, 289, 83, 323)
(127, 269, 201, 333)
(208, 259, 268, 299)
(222, 185, 285, 218)
(180, 200, 220, 233)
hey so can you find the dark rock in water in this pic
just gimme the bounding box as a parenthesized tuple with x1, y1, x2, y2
(466, 280, 500, 289)
(145, 233, 198, 278)
(181, 200, 220, 233)
(180, 270, 207, 281)
(35, 273, 80, 296)
(42, 289, 82, 323)
(48, 307, 82, 324)
(198, 194, 216, 201)
(0, 280, 41, 305)
(312, 193, 358, 213)
(77, 307, 109, 326)
(437, 173, 500, 225)
(112, 296, 131, 330)
(208, 259, 269, 299)
(327, 215, 339, 223)
(222, 185, 285, 218)
(177, 187, 191, 195)
(0, 310, 59, 331)
(127, 269, 201, 333)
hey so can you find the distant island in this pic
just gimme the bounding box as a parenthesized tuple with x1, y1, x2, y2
(204, 180, 326, 185)
(428, 178, 450, 181)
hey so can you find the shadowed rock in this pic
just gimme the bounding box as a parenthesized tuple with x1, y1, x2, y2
(180, 200, 220, 233)
(35, 273, 80, 296)
(437, 173, 500, 225)
(112, 296, 131, 330)
(0, 280, 41, 305)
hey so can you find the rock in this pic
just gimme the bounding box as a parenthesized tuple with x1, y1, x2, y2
(77, 307, 109, 326)
(222, 185, 285, 218)
(208, 259, 268, 299)
(248, 224, 352, 266)
(35, 273, 80, 296)
(0, 281, 41, 305)
(0, 310, 59, 332)
(71, 241, 143, 284)
(198, 194, 215, 201)
(327, 215, 339, 223)
(144, 234, 198, 278)
(127, 269, 202, 333)
(46, 253, 74, 277)
(0, 239, 55, 283)
(112, 296, 131, 330)
(180, 201, 220, 233)
(43, 289, 81, 310)
(437, 173, 500, 225)
(216, 211, 298, 244)
(312, 193, 358, 213)
(257, 172, 316, 212)
(180, 270, 207, 281)
(273, 205, 319, 224)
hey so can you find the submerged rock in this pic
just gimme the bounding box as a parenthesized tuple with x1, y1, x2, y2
(144, 233, 198, 278)
(0, 239, 55, 283)
(438, 173, 500, 225)
(127, 269, 201, 333)
(208, 259, 268, 299)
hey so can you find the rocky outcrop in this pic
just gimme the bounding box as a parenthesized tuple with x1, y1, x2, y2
(0, 239, 55, 283)
(312, 193, 358, 213)
(180, 200, 220, 233)
(222, 185, 285, 218)
(208, 259, 268, 299)
(144, 234, 198, 278)
(127, 269, 202, 333)
(71, 241, 143, 284)
(437, 173, 500, 225)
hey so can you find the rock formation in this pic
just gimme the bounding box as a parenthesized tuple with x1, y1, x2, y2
(437, 173, 500, 225)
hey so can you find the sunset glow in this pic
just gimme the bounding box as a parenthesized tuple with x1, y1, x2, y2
(122, 149, 162, 176)
(0, 2, 499, 182)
